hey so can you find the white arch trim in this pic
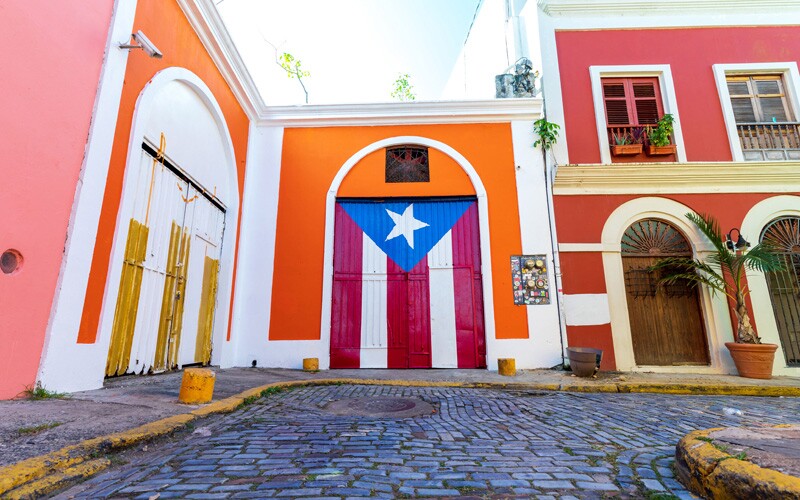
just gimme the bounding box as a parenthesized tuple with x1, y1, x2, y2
(97, 67, 241, 374)
(741, 195, 800, 376)
(600, 197, 736, 373)
(318, 136, 495, 368)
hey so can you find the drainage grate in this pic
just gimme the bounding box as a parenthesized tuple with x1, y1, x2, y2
(324, 397, 435, 418)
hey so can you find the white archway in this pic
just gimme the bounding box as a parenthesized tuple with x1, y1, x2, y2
(741, 195, 800, 376)
(317, 136, 495, 368)
(600, 197, 735, 372)
(96, 67, 241, 373)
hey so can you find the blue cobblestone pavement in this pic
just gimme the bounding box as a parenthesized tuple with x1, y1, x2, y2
(54, 385, 800, 499)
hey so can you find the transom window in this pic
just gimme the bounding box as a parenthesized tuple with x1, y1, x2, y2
(385, 146, 430, 183)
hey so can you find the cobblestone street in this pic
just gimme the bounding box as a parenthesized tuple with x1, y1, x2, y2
(56, 385, 800, 499)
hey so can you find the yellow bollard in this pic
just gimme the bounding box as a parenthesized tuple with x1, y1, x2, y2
(303, 358, 319, 371)
(498, 358, 516, 377)
(178, 368, 215, 404)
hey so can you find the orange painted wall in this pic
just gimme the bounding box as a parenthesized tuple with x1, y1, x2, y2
(567, 325, 616, 371)
(270, 124, 528, 342)
(78, 0, 250, 344)
(0, 1, 114, 399)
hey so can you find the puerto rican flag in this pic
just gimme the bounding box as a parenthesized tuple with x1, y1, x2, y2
(331, 199, 486, 369)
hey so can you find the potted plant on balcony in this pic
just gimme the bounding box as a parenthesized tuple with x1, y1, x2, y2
(646, 114, 677, 156)
(651, 212, 784, 379)
(610, 131, 643, 156)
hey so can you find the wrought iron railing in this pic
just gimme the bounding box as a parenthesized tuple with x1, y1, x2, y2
(736, 122, 800, 161)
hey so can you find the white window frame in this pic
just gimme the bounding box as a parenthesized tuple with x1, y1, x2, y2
(590, 65, 686, 164)
(713, 62, 800, 162)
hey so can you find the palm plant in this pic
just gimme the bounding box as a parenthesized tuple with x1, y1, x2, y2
(651, 212, 783, 344)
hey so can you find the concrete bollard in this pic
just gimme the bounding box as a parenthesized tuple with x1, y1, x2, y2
(498, 358, 516, 377)
(178, 368, 215, 404)
(303, 358, 319, 371)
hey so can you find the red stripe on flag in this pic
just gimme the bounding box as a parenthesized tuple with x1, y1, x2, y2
(406, 257, 432, 368)
(330, 204, 362, 368)
(451, 202, 486, 368)
(387, 258, 407, 368)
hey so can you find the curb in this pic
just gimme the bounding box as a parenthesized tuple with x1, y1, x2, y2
(675, 427, 800, 499)
(1, 377, 799, 497)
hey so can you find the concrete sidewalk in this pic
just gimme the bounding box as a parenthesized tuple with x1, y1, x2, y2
(1, 367, 800, 498)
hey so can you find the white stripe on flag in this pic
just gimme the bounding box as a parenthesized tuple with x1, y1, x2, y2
(428, 231, 458, 368)
(360, 235, 388, 368)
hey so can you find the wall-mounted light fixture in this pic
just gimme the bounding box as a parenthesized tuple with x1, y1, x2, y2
(119, 30, 163, 59)
(725, 228, 750, 253)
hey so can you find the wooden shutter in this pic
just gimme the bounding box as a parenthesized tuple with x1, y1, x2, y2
(602, 77, 663, 126)
(726, 75, 793, 123)
(603, 80, 631, 125)
(631, 80, 661, 125)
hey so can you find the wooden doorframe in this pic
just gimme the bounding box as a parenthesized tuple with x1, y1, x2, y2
(620, 219, 710, 366)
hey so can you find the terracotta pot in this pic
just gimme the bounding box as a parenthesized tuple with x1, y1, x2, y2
(567, 347, 603, 377)
(725, 342, 778, 379)
(646, 144, 677, 156)
(611, 144, 643, 156)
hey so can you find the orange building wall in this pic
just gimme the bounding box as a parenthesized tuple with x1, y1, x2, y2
(0, 1, 114, 399)
(78, 0, 250, 344)
(270, 124, 528, 342)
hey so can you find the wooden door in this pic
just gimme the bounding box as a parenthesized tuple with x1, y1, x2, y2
(622, 219, 709, 366)
(762, 217, 800, 366)
(106, 145, 225, 377)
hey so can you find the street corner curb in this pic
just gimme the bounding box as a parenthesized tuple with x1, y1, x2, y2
(675, 427, 800, 499)
(618, 383, 800, 397)
(3, 458, 111, 500)
(0, 413, 195, 497)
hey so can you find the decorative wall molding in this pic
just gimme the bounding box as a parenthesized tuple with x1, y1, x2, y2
(178, 0, 264, 120)
(553, 162, 800, 195)
(257, 99, 544, 127)
(538, 0, 800, 17)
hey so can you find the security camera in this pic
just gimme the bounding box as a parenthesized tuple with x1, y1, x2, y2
(119, 30, 163, 59)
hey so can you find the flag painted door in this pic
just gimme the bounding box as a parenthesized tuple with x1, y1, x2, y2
(331, 198, 486, 369)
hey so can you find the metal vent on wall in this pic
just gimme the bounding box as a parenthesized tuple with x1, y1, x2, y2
(385, 146, 429, 183)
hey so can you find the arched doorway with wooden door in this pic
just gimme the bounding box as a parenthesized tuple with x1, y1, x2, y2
(761, 216, 800, 366)
(621, 219, 710, 366)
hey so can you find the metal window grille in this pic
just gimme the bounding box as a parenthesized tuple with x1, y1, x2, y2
(385, 146, 429, 183)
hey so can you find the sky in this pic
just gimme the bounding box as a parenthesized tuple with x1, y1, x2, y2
(217, 0, 483, 105)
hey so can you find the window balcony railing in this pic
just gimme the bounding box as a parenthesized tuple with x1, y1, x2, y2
(737, 122, 800, 161)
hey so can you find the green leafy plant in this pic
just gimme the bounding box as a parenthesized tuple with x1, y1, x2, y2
(17, 422, 62, 435)
(391, 73, 416, 102)
(651, 212, 784, 343)
(22, 383, 67, 400)
(277, 52, 310, 104)
(533, 118, 560, 150)
(647, 114, 675, 147)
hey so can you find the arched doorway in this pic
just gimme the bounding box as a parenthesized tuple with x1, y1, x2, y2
(761, 216, 800, 366)
(621, 219, 709, 365)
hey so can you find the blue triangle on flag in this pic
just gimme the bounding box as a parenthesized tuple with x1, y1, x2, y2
(339, 200, 474, 272)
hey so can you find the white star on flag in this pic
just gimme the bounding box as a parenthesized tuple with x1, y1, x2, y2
(385, 204, 429, 249)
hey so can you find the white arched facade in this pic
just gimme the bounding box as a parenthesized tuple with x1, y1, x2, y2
(741, 195, 800, 376)
(316, 136, 496, 369)
(600, 197, 736, 373)
(96, 67, 240, 379)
